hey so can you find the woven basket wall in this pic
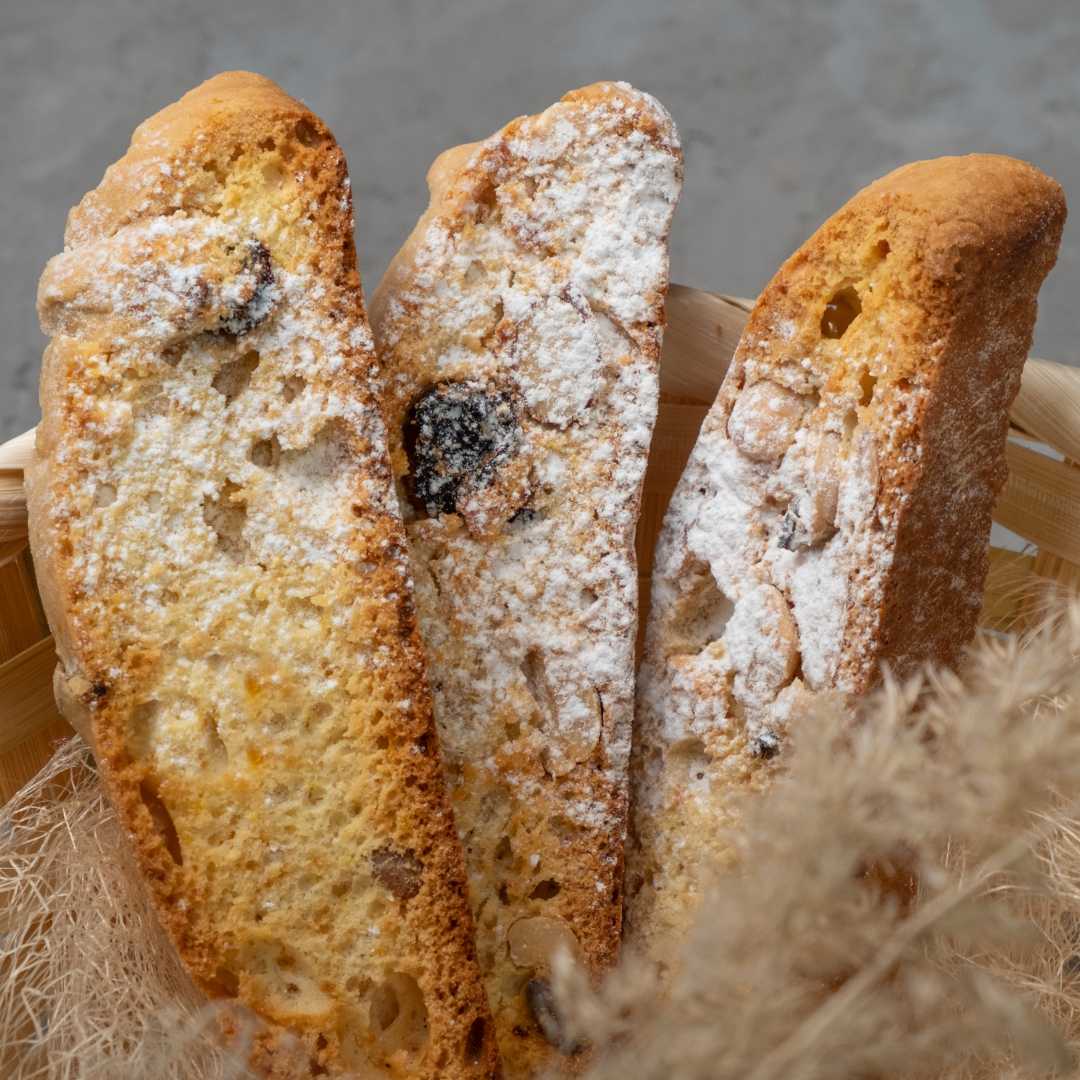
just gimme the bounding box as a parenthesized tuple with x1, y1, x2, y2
(1, 286, 1078, 804)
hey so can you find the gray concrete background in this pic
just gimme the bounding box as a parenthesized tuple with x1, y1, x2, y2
(4, 0, 1080, 441)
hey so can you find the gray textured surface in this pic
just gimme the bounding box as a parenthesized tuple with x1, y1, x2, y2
(4, 0, 1080, 440)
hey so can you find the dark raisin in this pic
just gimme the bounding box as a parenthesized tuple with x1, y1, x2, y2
(218, 241, 276, 336)
(525, 978, 584, 1055)
(777, 510, 800, 551)
(370, 844, 423, 900)
(750, 730, 781, 760)
(91, 682, 109, 699)
(509, 506, 540, 527)
(404, 382, 523, 517)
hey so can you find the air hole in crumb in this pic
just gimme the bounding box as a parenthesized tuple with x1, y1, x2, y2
(212, 350, 261, 403)
(494, 835, 512, 863)
(128, 700, 161, 760)
(369, 974, 429, 1055)
(521, 648, 555, 728)
(202, 481, 248, 559)
(202, 159, 227, 183)
(205, 713, 228, 766)
(580, 587, 598, 607)
(497, 882, 510, 905)
(93, 483, 117, 508)
(250, 435, 281, 469)
(280, 420, 352, 484)
(262, 161, 286, 188)
(282, 376, 305, 402)
(259, 137, 276, 152)
(670, 738, 710, 783)
(843, 409, 859, 443)
(464, 1017, 488, 1064)
(331, 878, 351, 898)
(376, 734, 389, 750)
(139, 780, 183, 864)
(820, 286, 862, 339)
(670, 562, 734, 655)
(530, 879, 561, 901)
(875, 238, 891, 260)
(295, 119, 321, 147)
(550, 815, 579, 841)
(505, 720, 521, 740)
(859, 368, 878, 407)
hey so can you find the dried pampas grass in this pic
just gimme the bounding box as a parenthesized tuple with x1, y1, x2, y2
(557, 602, 1080, 1079)
(0, 738, 251, 1079)
(6, 608, 1080, 1078)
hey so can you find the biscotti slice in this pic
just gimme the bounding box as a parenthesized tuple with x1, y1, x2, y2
(368, 83, 682, 1075)
(25, 72, 498, 1079)
(625, 155, 1066, 970)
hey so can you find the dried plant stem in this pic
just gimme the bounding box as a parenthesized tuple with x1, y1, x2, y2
(748, 828, 1053, 1080)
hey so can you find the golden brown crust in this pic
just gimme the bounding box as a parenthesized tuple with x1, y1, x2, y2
(371, 83, 681, 1076)
(26, 72, 498, 1078)
(627, 154, 1066, 968)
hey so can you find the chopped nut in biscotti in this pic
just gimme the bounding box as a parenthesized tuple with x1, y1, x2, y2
(507, 914, 583, 973)
(728, 380, 810, 462)
(725, 584, 799, 708)
(512, 283, 602, 429)
(774, 430, 840, 548)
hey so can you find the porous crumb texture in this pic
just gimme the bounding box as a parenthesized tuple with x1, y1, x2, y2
(625, 155, 1066, 970)
(25, 72, 498, 1079)
(369, 83, 682, 1076)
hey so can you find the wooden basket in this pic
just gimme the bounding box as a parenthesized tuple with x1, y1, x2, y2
(2, 286, 1079, 803)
